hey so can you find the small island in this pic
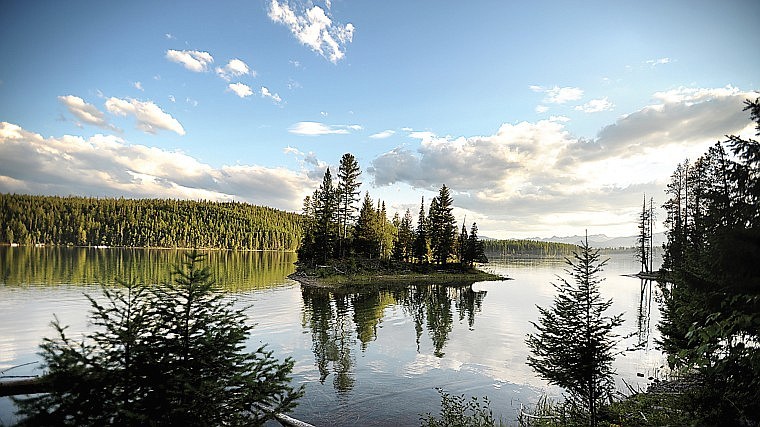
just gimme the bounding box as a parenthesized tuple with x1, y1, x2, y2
(288, 258, 508, 288)
(293, 153, 507, 288)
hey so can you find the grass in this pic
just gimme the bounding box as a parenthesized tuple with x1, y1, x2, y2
(289, 257, 508, 288)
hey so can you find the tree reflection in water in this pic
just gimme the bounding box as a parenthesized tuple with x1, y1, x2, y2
(300, 283, 487, 392)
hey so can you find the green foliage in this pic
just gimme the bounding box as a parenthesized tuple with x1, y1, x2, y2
(413, 196, 430, 263)
(481, 239, 578, 258)
(420, 388, 501, 427)
(337, 153, 362, 256)
(0, 193, 303, 250)
(658, 98, 760, 424)
(526, 236, 623, 427)
(14, 251, 303, 426)
(428, 185, 457, 264)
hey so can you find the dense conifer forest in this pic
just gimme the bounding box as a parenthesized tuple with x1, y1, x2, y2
(481, 239, 578, 258)
(0, 194, 303, 250)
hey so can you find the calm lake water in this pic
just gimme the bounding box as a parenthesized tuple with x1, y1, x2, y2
(0, 247, 665, 426)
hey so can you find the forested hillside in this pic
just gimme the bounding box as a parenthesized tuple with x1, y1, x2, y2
(0, 194, 303, 250)
(482, 239, 578, 257)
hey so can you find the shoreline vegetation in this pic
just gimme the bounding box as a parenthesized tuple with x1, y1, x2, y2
(288, 258, 508, 288)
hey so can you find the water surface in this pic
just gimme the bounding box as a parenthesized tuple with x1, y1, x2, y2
(0, 247, 665, 425)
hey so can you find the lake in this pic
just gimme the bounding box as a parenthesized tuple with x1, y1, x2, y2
(0, 247, 665, 425)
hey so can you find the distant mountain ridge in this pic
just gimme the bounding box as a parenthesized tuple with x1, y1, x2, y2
(524, 232, 667, 249)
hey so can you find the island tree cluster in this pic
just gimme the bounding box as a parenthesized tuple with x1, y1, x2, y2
(658, 98, 760, 424)
(297, 153, 487, 267)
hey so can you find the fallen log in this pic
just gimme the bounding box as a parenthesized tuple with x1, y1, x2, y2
(0, 377, 314, 427)
(0, 376, 50, 397)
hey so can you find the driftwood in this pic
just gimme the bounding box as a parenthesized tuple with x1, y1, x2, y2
(1, 377, 315, 427)
(0, 376, 50, 397)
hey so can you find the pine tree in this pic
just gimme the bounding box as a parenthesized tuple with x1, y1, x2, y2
(466, 222, 487, 267)
(526, 235, 623, 426)
(15, 251, 303, 425)
(353, 192, 380, 258)
(413, 197, 429, 264)
(337, 153, 362, 257)
(313, 168, 339, 263)
(428, 185, 457, 265)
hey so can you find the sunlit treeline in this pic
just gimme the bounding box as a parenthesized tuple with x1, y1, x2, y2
(0, 193, 303, 250)
(0, 246, 296, 290)
(482, 239, 578, 258)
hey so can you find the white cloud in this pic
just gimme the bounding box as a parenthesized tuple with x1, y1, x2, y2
(370, 130, 395, 139)
(0, 122, 313, 210)
(105, 97, 186, 135)
(535, 105, 549, 114)
(260, 86, 282, 103)
(645, 57, 671, 67)
(268, 0, 355, 63)
(58, 95, 119, 132)
(531, 85, 584, 104)
(228, 83, 253, 98)
(216, 58, 253, 81)
(288, 121, 362, 135)
(165, 49, 214, 72)
(574, 97, 614, 113)
(368, 86, 756, 237)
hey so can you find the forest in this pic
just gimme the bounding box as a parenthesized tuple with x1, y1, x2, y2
(0, 194, 303, 251)
(654, 98, 760, 424)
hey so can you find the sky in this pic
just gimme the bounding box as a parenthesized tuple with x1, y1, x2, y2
(1, 0, 758, 239)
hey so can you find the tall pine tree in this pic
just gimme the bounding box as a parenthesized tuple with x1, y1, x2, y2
(526, 235, 623, 426)
(337, 153, 362, 257)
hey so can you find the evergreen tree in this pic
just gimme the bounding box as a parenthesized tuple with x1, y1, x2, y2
(313, 168, 339, 263)
(657, 99, 760, 423)
(337, 153, 362, 256)
(635, 194, 652, 273)
(353, 192, 380, 258)
(392, 209, 415, 262)
(458, 222, 468, 265)
(428, 185, 457, 265)
(466, 222, 488, 266)
(413, 197, 430, 264)
(526, 235, 623, 426)
(15, 251, 303, 426)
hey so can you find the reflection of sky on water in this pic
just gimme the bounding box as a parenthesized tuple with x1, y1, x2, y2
(0, 249, 665, 425)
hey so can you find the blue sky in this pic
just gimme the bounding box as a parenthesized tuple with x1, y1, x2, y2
(1, 0, 758, 238)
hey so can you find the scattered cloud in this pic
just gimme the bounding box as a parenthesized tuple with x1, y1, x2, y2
(645, 57, 671, 67)
(105, 97, 186, 135)
(268, 0, 355, 63)
(166, 49, 214, 72)
(58, 95, 119, 132)
(165, 33, 175, 40)
(531, 85, 584, 104)
(288, 121, 361, 135)
(0, 122, 313, 210)
(260, 86, 282, 103)
(216, 58, 253, 81)
(228, 83, 253, 98)
(370, 130, 396, 139)
(574, 97, 614, 113)
(133, 81, 144, 91)
(535, 105, 549, 114)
